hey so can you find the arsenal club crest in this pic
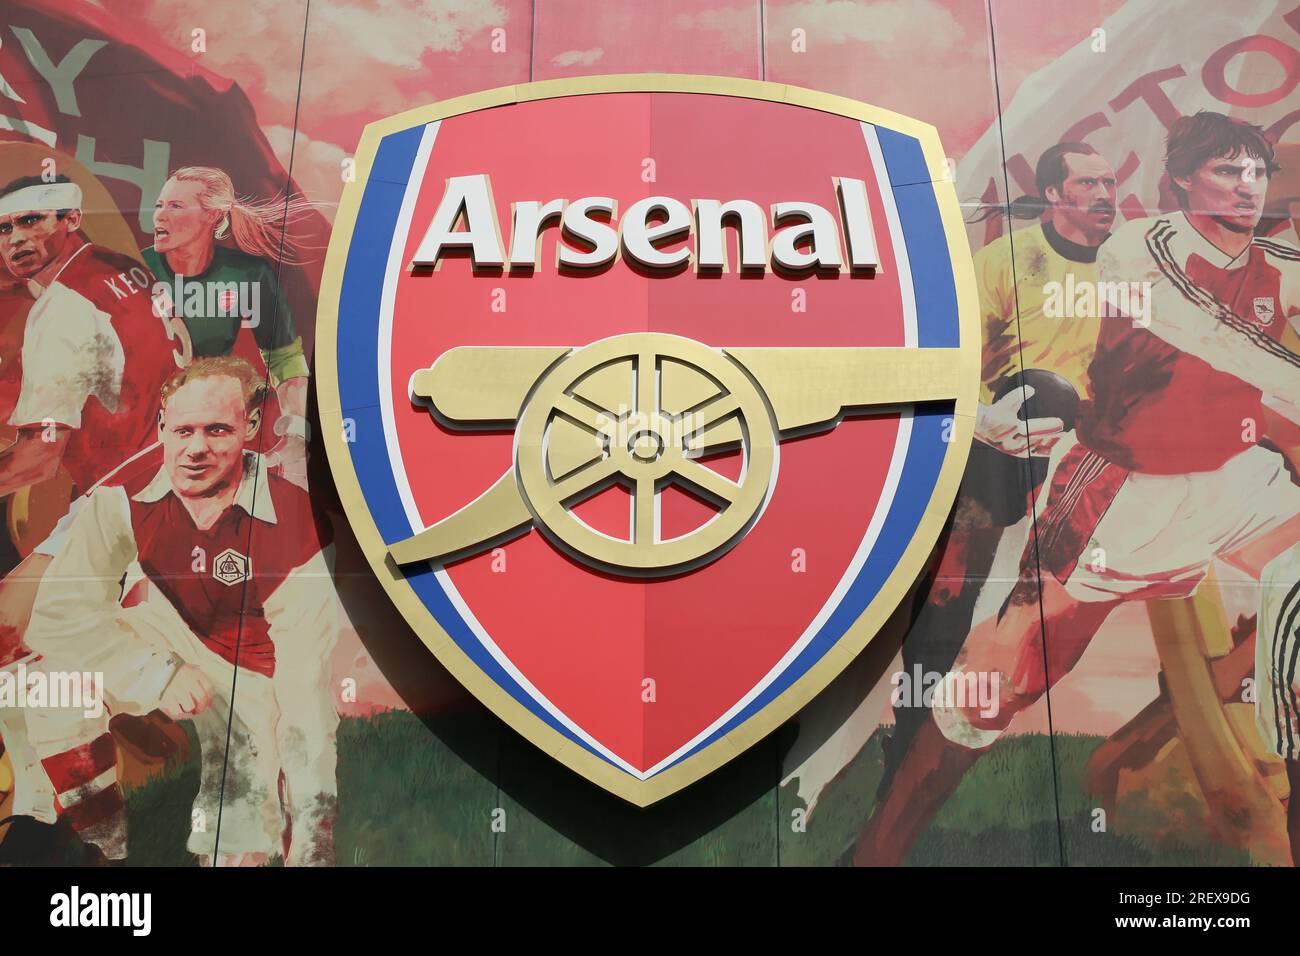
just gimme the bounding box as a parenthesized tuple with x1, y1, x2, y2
(318, 76, 979, 804)
(1253, 296, 1276, 326)
(212, 548, 251, 587)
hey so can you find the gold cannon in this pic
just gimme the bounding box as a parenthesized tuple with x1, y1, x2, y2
(389, 332, 966, 576)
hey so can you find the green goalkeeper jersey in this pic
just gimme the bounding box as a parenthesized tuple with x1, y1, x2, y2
(142, 245, 309, 385)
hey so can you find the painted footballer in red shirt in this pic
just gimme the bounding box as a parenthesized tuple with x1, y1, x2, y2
(857, 112, 1300, 866)
(0, 173, 193, 860)
(18, 356, 339, 865)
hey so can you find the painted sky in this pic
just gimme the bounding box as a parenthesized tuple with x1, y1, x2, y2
(89, 0, 1127, 217)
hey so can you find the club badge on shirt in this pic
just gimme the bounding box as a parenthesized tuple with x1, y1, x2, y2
(1253, 296, 1276, 326)
(213, 548, 251, 587)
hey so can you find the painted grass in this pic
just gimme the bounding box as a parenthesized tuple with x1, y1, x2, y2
(120, 712, 1250, 866)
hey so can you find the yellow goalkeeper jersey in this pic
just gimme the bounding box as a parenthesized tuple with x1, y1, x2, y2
(973, 220, 1103, 404)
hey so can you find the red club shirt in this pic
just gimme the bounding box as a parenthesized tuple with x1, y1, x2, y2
(1081, 212, 1300, 474)
(24, 448, 336, 710)
(8, 241, 187, 492)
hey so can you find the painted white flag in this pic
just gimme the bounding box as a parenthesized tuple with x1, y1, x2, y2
(958, 0, 1300, 246)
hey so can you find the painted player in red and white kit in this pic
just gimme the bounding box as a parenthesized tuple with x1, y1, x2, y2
(21, 356, 340, 865)
(1258, 542, 1300, 860)
(0, 174, 191, 855)
(855, 111, 1300, 865)
(0, 176, 190, 503)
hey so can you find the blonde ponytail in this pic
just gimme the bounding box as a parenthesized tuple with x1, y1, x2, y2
(167, 166, 317, 265)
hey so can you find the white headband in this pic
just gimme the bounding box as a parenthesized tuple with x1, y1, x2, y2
(0, 182, 83, 218)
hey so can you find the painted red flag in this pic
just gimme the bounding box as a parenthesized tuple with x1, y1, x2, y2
(0, 0, 327, 354)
